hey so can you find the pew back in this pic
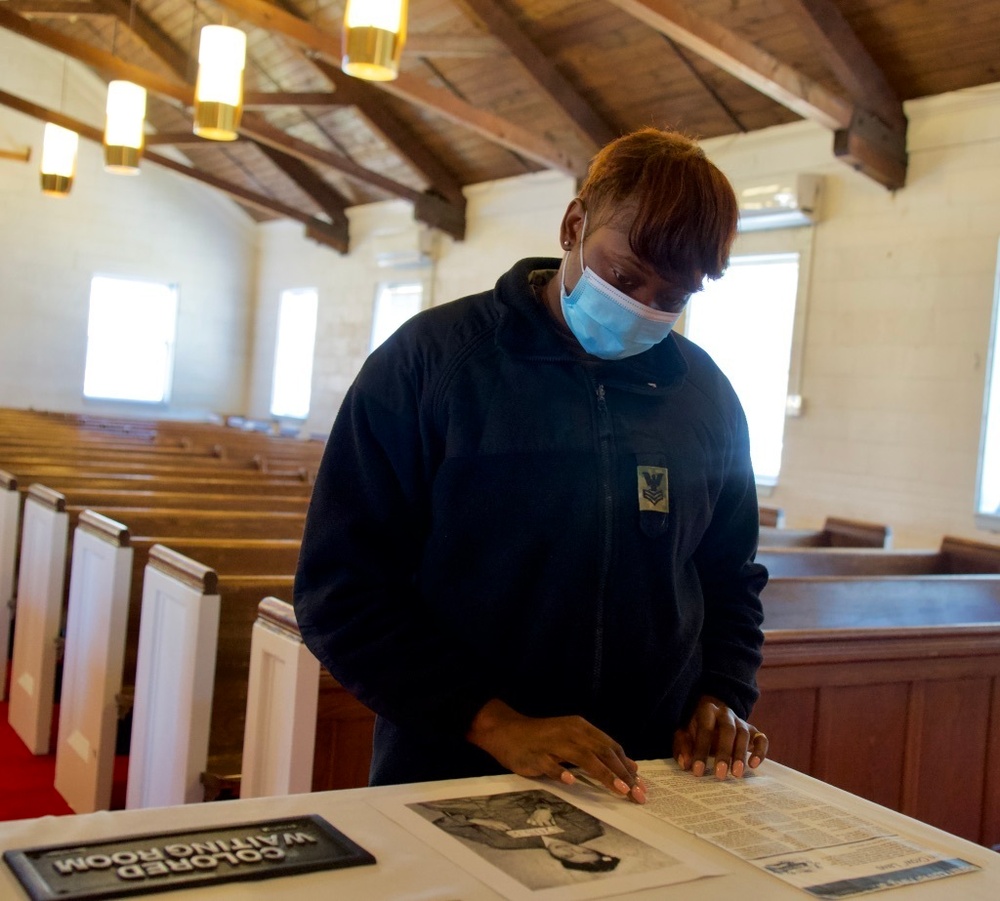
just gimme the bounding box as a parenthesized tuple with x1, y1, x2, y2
(759, 516, 892, 548)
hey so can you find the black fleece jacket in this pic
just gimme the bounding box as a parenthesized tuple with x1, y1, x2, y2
(294, 257, 767, 785)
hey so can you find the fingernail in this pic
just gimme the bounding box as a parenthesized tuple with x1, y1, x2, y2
(692, 761, 705, 777)
(715, 760, 728, 779)
(733, 760, 745, 778)
(560, 771, 576, 785)
(677, 755, 688, 770)
(631, 784, 647, 804)
(749, 755, 761, 768)
(613, 778, 630, 795)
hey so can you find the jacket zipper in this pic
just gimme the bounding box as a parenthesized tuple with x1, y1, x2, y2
(592, 379, 614, 694)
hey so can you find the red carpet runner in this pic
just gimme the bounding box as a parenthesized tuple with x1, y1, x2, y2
(0, 699, 128, 821)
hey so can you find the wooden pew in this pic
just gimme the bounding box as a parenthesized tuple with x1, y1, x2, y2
(758, 505, 785, 528)
(53, 512, 132, 814)
(754, 572, 1000, 848)
(759, 515, 892, 548)
(8, 472, 313, 496)
(759, 536, 1000, 578)
(241, 598, 374, 799)
(53, 524, 302, 813)
(8, 487, 306, 758)
(125, 547, 296, 808)
(0, 472, 19, 701)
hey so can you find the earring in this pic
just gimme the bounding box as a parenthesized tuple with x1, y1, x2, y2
(562, 239, 571, 249)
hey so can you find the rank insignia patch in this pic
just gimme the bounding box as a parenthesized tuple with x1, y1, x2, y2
(637, 466, 668, 512)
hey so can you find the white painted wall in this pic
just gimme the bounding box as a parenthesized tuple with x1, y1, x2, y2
(251, 84, 1000, 548)
(0, 32, 257, 419)
(705, 84, 1000, 546)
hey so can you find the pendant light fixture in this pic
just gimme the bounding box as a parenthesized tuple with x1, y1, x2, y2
(193, 24, 247, 141)
(103, 80, 147, 173)
(342, 0, 408, 82)
(39, 123, 79, 197)
(40, 58, 77, 197)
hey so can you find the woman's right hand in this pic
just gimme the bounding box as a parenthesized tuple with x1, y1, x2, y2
(466, 699, 645, 803)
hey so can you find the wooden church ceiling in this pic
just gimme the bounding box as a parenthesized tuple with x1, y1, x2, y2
(2, 0, 999, 252)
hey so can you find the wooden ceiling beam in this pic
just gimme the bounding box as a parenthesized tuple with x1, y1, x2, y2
(605, 0, 906, 189)
(0, 6, 192, 105)
(4, 1, 100, 18)
(255, 143, 351, 229)
(209, 0, 583, 176)
(0, 87, 349, 252)
(308, 57, 466, 207)
(606, 0, 852, 129)
(404, 33, 503, 58)
(238, 113, 466, 239)
(381, 72, 588, 176)
(91, 1, 358, 233)
(209, 0, 468, 226)
(94, 0, 192, 82)
(780, 0, 907, 134)
(449, 0, 615, 151)
(246, 116, 466, 239)
(0, 7, 450, 214)
(243, 91, 345, 108)
(144, 132, 248, 146)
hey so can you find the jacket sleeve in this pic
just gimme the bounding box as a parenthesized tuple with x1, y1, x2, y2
(293, 342, 495, 740)
(690, 398, 767, 722)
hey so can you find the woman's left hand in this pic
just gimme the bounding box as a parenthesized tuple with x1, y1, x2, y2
(672, 695, 768, 779)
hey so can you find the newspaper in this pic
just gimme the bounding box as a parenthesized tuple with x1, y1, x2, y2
(635, 761, 979, 899)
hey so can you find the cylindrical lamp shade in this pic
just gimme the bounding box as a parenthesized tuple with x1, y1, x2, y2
(194, 25, 247, 141)
(39, 123, 79, 196)
(342, 0, 407, 82)
(104, 80, 146, 174)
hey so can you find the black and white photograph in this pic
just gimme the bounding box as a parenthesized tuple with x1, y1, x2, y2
(375, 777, 724, 901)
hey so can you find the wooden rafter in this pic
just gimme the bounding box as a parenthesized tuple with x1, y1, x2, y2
(238, 113, 466, 236)
(380, 71, 588, 176)
(208, 0, 584, 176)
(255, 143, 350, 231)
(3, 0, 97, 16)
(243, 91, 344, 108)
(0, 87, 348, 251)
(0, 5, 190, 103)
(90, 1, 358, 229)
(778, 0, 906, 134)
(144, 132, 247, 145)
(94, 0, 192, 82)
(0, 6, 458, 228)
(605, 0, 906, 189)
(309, 57, 466, 208)
(209, 0, 468, 231)
(449, 0, 615, 151)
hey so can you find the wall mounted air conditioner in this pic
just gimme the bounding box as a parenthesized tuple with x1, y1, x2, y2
(373, 226, 439, 269)
(736, 174, 823, 232)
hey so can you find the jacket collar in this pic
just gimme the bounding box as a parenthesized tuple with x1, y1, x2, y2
(494, 257, 689, 388)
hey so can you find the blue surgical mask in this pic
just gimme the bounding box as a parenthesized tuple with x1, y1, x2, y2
(559, 217, 681, 360)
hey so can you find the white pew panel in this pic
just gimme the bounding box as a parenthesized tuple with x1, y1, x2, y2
(53, 511, 133, 813)
(125, 546, 219, 809)
(240, 597, 319, 799)
(0, 471, 21, 702)
(7, 486, 68, 753)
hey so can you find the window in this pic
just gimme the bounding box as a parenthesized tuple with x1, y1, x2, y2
(370, 282, 423, 352)
(683, 253, 800, 484)
(83, 276, 178, 403)
(976, 247, 1000, 529)
(270, 288, 318, 420)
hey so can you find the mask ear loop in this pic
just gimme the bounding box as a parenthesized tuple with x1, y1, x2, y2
(560, 210, 588, 297)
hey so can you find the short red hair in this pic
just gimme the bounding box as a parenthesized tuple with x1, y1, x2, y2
(578, 128, 738, 293)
